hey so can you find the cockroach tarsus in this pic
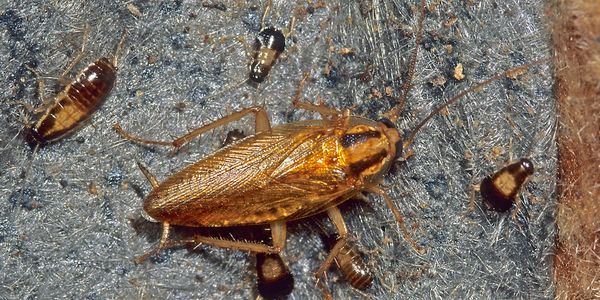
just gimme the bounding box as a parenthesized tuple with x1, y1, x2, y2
(24, 27, 126, 147)
(479, 158, 535, 212)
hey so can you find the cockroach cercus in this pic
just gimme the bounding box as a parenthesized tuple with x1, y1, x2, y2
(24, 27, 126, 149)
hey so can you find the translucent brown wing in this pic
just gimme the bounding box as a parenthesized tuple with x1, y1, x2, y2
(144, 120, 357, 227)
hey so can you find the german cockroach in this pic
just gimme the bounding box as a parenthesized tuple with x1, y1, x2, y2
(249, 0, 294, 83)
(24, 27, 126, 147)
(113, 0, 549, 289)
(480, 158, 534, 212)
(321, 233, 373, 291)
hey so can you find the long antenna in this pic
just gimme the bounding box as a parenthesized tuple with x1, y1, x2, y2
(387, 0, 426, 123)
(403, 58, 551, 150)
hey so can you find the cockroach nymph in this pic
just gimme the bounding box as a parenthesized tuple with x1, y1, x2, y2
(480, 158, 535, 212)
(249, 0, 294, 83)
(321, 233, 373, 291)
(250, 27, 286, 83)
(24, 28, 126, 147)
(256, 252, 294, 299)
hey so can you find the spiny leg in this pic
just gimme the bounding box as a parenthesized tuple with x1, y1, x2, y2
(111, 29, 128, 67)
(291, 72, 344, 120)
(114, 105, 271, 148)
(192, 221, 286, 254)
(24, 66, 47, 110)
(368, 186, 425, 254)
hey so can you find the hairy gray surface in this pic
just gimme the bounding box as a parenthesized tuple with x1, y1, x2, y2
(0, 0, 556, 299)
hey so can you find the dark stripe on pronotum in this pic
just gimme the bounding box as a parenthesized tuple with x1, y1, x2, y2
(341, 131, 381, 148)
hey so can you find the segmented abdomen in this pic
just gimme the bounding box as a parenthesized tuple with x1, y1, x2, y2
(26, 57, 116, 145)
(335, 242, 373, 290)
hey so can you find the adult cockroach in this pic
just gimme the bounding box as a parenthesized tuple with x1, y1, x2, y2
(113, 0, 549, 288)
(24, 27, 126, 148)
(113, 59, 547, 269)
(480, 158, 535, 212)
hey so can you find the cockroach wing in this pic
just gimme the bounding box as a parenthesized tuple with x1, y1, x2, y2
(144, 121, 357, 227)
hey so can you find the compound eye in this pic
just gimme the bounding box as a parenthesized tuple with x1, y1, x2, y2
(378, 118, 396, 129)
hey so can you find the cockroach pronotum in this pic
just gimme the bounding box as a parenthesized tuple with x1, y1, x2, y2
(480, 158, 535, 212)
(113, 0, 549, 290)
(24, 27, 126, 148)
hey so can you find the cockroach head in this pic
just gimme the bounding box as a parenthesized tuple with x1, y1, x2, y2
(377, 117, 403, 161)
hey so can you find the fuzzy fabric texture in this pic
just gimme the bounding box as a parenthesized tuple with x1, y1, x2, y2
(0, 1, 555, 298)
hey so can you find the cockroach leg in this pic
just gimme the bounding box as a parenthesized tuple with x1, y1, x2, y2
(111, 29, 128, 67)
(114, 106, 271, 148)
(292, 98, 346, 120)
(59, 24, 90, 81)
(192, 221, 286, 254)
(292, 73, 347, 120)
(23, 66, 47, 111)
(368, 186, 425, 255)
(132, 162, 171, 264)
(134, 222, 171, 264)
(315, 207, 348, 281)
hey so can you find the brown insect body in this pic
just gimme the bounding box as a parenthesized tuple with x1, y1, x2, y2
(255, 252, 294, 298)
(480, 158, 534, 212)
(322, 234, 373, 290)
(25, 57, 117, 146)
(144, 117, 400, 227)
(249, 27, 285, 83)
